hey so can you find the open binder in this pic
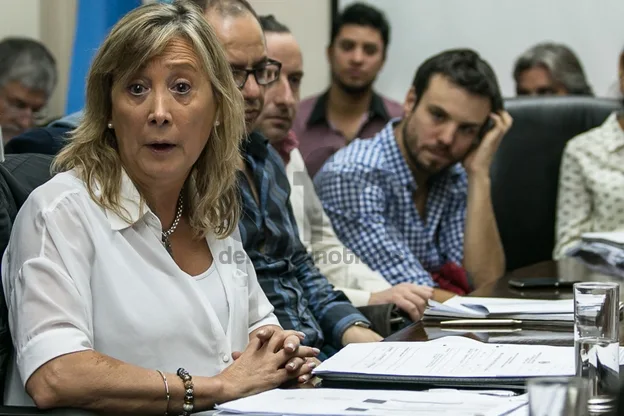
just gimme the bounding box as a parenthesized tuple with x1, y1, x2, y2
(313, 337, 575, 389)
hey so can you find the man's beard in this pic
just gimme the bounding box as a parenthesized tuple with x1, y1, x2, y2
(245, 98, 263, 133)
(401, 121, 453, 178)
(332, 70, 375, 96)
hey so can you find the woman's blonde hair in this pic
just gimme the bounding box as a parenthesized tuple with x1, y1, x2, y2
(53, 0, 245, 238)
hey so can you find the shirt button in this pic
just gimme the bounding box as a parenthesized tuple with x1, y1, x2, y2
(222, 354, 230, 363)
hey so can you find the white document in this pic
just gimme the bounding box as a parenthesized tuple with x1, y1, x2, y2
(425, 297, 573, 321)
(215, 388, 529, 416)
(313, 336, 575, 379)
(582, 231, 624, 247)
(505, 404, 529, 416)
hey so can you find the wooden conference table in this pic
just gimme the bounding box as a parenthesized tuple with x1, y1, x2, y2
(386, 257, 624, 345)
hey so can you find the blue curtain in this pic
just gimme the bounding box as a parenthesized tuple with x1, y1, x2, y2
(65, 0, 142, 115)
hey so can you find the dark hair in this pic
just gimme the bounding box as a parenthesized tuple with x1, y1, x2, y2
(412, 49, 503, 113)
(259, 14, 290, 33)
(331, 2, 390, 56)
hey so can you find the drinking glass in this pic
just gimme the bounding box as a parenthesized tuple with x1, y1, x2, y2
(527, 376, 589, 416)
(574, 282, 620, 402)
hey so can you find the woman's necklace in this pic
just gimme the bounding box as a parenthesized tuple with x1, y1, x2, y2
(162, 193, 184, 257)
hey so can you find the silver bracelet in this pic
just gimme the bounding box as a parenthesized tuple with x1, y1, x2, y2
(156, 370, 170, 416)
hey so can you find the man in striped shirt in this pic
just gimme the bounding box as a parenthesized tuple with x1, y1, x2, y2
(203, 0, 382, 359)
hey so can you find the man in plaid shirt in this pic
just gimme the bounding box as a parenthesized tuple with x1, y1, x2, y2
(316, 49, 513, 302)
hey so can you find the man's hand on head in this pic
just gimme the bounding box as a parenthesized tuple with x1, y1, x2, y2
(463, 111, 513, 176)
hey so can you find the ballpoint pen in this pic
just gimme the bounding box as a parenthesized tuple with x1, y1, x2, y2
(439, 319, 522, 326)
(440, 327, 523, 333)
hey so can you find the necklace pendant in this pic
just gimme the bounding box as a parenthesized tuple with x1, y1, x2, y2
(162, 236, 173, 257)
(160, 192, 183, 259)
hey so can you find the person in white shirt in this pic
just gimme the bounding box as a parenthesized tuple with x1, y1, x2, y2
(1, 2, 317, 414)
(553, 47, 624, 259)
(253, 15, 432, 321)
(554, 113, 624, 258)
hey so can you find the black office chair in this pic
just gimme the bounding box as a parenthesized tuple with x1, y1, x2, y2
(491, 96, 623, 271)
(0, 154, 64, 414)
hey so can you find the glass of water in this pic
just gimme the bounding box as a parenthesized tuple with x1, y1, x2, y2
(527, 377, 589, 416)
(574, 282, 620, 401)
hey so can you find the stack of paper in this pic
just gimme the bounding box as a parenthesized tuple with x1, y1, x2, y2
(312, 336, 575, 388)
(216, 388, 528, 416)
(566, 231, 624, 268)
(424, 296, 574, 322)
(582, 231, 624, 249)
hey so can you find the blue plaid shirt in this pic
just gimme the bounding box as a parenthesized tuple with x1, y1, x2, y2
(237, 132, 368, 351)
(314, 119, 468, 287)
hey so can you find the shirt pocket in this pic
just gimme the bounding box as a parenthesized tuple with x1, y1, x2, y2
(231, 268, 249, 288)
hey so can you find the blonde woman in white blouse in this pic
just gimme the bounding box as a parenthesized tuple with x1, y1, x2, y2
(1, 2, 317, 414)
(554, 109, 624, 258)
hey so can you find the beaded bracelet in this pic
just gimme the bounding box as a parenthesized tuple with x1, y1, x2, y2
(177, 368, 194, 415)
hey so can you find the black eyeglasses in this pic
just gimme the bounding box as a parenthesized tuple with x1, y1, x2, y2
(231, 59, 281, 89)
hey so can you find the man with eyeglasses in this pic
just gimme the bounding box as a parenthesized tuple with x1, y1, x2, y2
(200, 0, 383, 359)
(0, 38, 57, 144)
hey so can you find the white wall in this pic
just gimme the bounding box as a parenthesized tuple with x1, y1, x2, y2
(248, 0, 331, 99)
(340, 0, 624, 101)
(5, 0, 619, 119)
(0, 0, 40, 39)
(40, 0, 77, 118)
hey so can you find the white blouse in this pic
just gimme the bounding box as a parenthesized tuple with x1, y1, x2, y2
(1, 169, 279, 412)
(554, 112, 624, 258)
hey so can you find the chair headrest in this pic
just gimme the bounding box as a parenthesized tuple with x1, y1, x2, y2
(493, 97, 623, 178)
(504, 96, 622, 128)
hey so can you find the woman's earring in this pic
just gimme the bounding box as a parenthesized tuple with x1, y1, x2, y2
(107, 122, 113, 129)
(214, 120, 221, 127)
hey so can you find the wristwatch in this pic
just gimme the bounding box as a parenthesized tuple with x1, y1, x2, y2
(352, 321, 370, 329)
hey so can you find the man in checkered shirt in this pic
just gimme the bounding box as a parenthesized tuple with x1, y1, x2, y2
(315, 49, 513, 302)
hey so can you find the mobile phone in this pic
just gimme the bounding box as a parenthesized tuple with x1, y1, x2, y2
(476, 99, 505, 142)
(508, 277, 581, 289)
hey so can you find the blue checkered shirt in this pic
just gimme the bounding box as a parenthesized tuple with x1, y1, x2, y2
(314, 119, 468, 287)
(237, 132, 368, 351)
